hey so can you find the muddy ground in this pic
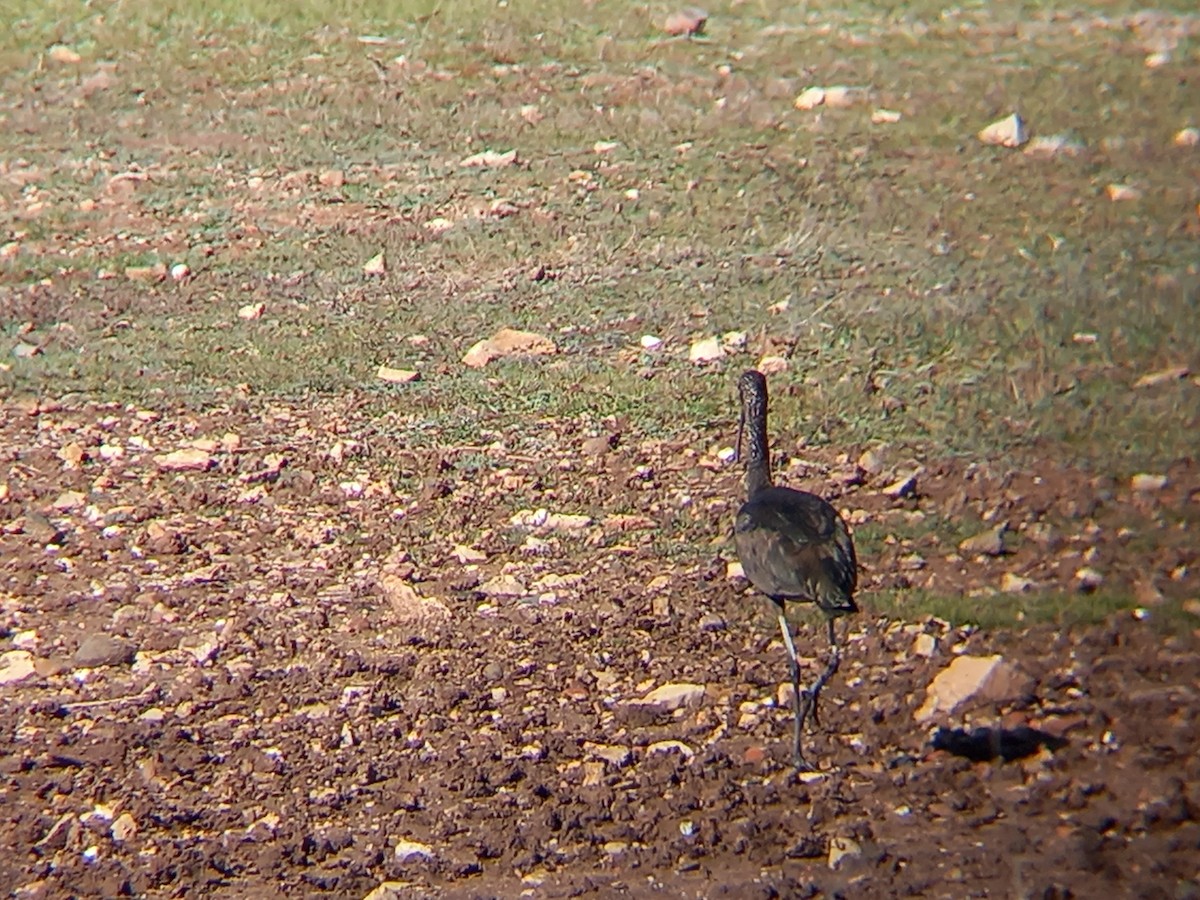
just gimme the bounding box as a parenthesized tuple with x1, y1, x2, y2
(1, 398, 1197, 898)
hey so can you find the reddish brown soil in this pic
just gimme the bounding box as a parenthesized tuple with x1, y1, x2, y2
(1, 399, 1197, 898)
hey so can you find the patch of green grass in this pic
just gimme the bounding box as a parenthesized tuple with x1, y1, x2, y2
(864, 588, 1142, 628)
(2, 0, 1198, 479)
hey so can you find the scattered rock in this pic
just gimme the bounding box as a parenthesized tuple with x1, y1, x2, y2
(758, 355, 788, 375)
(47, 44, 83, 64)
(912, 633, 938, 658)
(0, 650, 37, 686)
(726, 560, 745, 579)
(1175, 127, 1200, 148)
(380, 575, 451, 625)
(663, 7, 707, 36)
(111, 813, 138, 843)
(1000, 572, 1036, 593)
(828, 836, 862, 870)
(639, 334, 663, 351)
(871, 109, 902, 124)
(1130, 473, 1168, 492)
(154, 448, 213, 472)
(393, 839, 436, 862)
(586, 742, 633, 766)
(362, 883, 411, 900)
(1134, 365, 1189, 388)
(688, 336, 724, 364)
(377, 366, 420, 384)
(1023, 134, 1084, 158)
(478, 575, 527, 598)
(881, 471, 920, 499)
(794, 87, 826, 110)
(509, 509, 592, 532)
(74, 634, 136, 668)
(460, 149, 517, 168)
(1074, 567, 1104, 591)
(698, 612, 727, 632)
(362, 251, 387, 276)
(978, 113, 1028, 148)
(629, 682, 705, 712)
(1106, 183, 1142, 202)
(453, 544, 487, 564)
(318, 169, 345, 188)
(958, 526, 1008, 557)
(858, 450, 884, 474)
(237, 302, 265, 321)
(462, 328, 557, 368)
(647, 740, 695, 760)
(916, 655, 1032, 721)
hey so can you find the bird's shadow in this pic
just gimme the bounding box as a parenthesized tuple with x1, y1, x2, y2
(931, 725, 1068, 763)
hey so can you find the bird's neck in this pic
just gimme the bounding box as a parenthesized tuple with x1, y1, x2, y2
(743, 421, 773, 497)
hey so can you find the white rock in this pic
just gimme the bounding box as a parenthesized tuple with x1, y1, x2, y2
(978, 113, 1028, 148)
(647, 740, 695, 759)
(1075, 567, 1104, 590)
(915, 654, 1032, 721)
(453, 544, 487, 563)
(726, 560, 745, 579)
(688, 336, 724, 363)
(871, 109, 902, 124)
(639, 334, 663, 351)
(823, 86, 868, 108)
(361, 882, 413, 900)
(1023, 134, 1084, 158)
(828, 836, 862, 870)
(585, 742, 633, 766)
(169, 263, 190, 281)
(716, 446, 737, 463)
(1106, 183, 1142, 202)
(393, 839, 436, 862)
(1000, 572, 1035, 593)
(958, 526, 1007, 557)
(377, 366, 420, 384)
(720, 331, 747, 350)
(912, 633, 938, 658)
(793, 87, 826, 110)
(110, 813, 138, 843)
(881, 471, 919, 498)
(1175, 127, 1200, 148)
(154, 448, 213, 472)
(362, 254, 386, 278)
(0, 650, 36, 686)
(757, 355, 788, 375)
(460, 149, 517, 168)
(1130, 473, 1168, 492)
(629, 682, 705, 711)
(478, 575, 526, 598)
(462, 328, 557, 368)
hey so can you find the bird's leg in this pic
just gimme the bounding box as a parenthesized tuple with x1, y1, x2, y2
(806, 618, 842, 729)
(777, 611, 811, 771)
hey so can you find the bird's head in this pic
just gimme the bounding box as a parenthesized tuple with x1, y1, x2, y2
(735, 369, 768, 462)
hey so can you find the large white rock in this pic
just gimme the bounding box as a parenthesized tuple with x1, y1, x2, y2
(915, 654, 1032, 721)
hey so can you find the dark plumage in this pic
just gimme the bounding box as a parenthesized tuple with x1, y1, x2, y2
(733, 369, 858, 770)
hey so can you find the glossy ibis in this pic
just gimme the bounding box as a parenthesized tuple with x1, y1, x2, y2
(733, 369, 858, 770)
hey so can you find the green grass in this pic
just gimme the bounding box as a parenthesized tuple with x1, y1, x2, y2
(1, 0, 1198, 629)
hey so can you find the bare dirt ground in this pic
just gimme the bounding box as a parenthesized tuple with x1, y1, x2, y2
(1, 398, 1197, 898)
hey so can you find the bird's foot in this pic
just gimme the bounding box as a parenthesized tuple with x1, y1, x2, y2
(791, 753, 818, 774)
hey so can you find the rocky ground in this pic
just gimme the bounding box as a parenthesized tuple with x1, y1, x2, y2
(1, 397, 1197, 898)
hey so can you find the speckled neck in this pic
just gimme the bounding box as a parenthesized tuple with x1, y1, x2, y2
(738, 372, 773, 498)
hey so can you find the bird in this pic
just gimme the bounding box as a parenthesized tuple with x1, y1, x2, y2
(732, 369, 858, 770)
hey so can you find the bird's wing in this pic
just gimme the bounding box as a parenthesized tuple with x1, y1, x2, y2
(735, 489, 857, 608)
